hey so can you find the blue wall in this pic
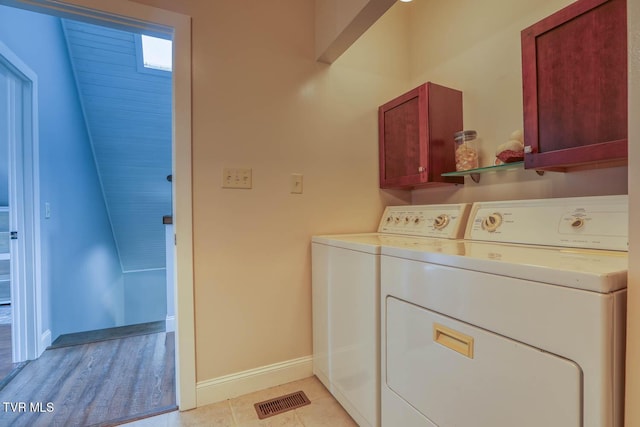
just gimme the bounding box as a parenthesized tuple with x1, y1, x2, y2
(123, 270, 167, 325)
(0, 6, 125, 339)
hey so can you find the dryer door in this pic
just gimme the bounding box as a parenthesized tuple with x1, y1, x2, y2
(385, 297, 581, 427)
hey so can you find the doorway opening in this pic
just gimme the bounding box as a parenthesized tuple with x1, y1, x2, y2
(0, 0, 195, 413)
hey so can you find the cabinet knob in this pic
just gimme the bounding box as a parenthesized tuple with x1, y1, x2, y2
(418, 166, 425, 172)
(524, 146, 533, 154)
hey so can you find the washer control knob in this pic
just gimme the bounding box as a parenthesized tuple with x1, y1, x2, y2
(414, 217, 421, 225)
(571, 217, 585, 229)
(404, 216, 411, 224)
(394, 216, 401, 224)
(386, 216, 393, 224)
(482, 213, 503, 232)
(433, 214, 450, 230)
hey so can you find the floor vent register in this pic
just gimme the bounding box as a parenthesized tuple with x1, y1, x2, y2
(254, 390, 311, 419)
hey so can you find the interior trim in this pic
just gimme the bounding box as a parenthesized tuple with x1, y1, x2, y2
(196, 356, 313, 407)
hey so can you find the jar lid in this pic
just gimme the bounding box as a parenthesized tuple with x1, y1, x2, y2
(454, 130, 477, 140)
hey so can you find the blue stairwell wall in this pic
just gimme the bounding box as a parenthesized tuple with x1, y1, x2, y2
(0, 6, 127, 340)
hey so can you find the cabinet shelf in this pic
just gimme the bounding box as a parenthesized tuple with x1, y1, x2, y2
(441, 161, 543, 183)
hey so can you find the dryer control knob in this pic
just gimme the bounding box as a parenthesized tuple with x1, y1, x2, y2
(433, 214, 450, 230)
(571, 217, 585, 229)
(482, 213, 502, 232)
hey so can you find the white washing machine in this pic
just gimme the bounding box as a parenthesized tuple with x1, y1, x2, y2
(380, 195, 628, 427)
(312, 203, 471, 427)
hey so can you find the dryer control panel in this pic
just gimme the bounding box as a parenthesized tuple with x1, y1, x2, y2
(465, 195, 628, 251)
(378, 204, 471, 239)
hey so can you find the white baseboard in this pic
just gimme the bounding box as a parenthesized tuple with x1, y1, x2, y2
(165, 315, 175, 333)
(196, 355, 313, 407)
(39, 329, 51, 355)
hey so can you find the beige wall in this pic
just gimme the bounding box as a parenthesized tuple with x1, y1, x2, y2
(315, 0, 396, 62)
(404, 0, 627, 204)
(130, 0, 410, 382)
(315, 0, 372, 57)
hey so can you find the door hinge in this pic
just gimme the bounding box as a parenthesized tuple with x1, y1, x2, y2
(10, 231, 17, 240)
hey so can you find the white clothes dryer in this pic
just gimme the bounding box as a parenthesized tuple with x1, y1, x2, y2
(312, 203, 471, 427)
(380, 195, 628, 427)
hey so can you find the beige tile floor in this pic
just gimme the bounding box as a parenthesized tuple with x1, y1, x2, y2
(121, 376, 358, 427)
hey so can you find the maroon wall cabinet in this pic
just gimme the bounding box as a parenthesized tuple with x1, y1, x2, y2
(521, 0, 627, 171)
(378, 82, 463, 189)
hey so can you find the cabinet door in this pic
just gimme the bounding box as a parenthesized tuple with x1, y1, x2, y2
(378, 83, 462, 189)
(521, 0, 627, 171)
(379, 85, 428, 188)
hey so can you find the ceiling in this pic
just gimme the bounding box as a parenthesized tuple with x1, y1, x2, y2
(61, 19, 172, 272)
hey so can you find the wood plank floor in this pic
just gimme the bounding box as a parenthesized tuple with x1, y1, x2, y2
(0, 324, 13, 379)
(0, 321, 29, 392)
(0, 332, 176, 426)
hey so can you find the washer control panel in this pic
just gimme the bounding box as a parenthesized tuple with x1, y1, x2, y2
(378, 204, 471, 239)
(465, 195, 628, 251)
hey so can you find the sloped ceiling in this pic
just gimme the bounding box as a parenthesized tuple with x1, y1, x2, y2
(61, 19, 172, 272)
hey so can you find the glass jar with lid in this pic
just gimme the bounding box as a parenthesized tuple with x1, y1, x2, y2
(454, 130, 479, 171)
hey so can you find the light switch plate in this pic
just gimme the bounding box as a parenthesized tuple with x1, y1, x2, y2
(290, 173, 303, 194)
(222, 168, 252, 189)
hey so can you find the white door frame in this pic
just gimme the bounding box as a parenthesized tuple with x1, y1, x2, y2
(0, 41, 44, 363)
(0, 0, 196, 410)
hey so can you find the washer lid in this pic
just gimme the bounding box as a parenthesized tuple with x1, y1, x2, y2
(381, 240, 628, 293)
(311, 233, 464, 255)
(312, 233, 384, 254)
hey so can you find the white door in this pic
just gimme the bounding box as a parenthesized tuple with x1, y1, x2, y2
(0, 72, 9, 304)
(0, 42, 43, 362)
